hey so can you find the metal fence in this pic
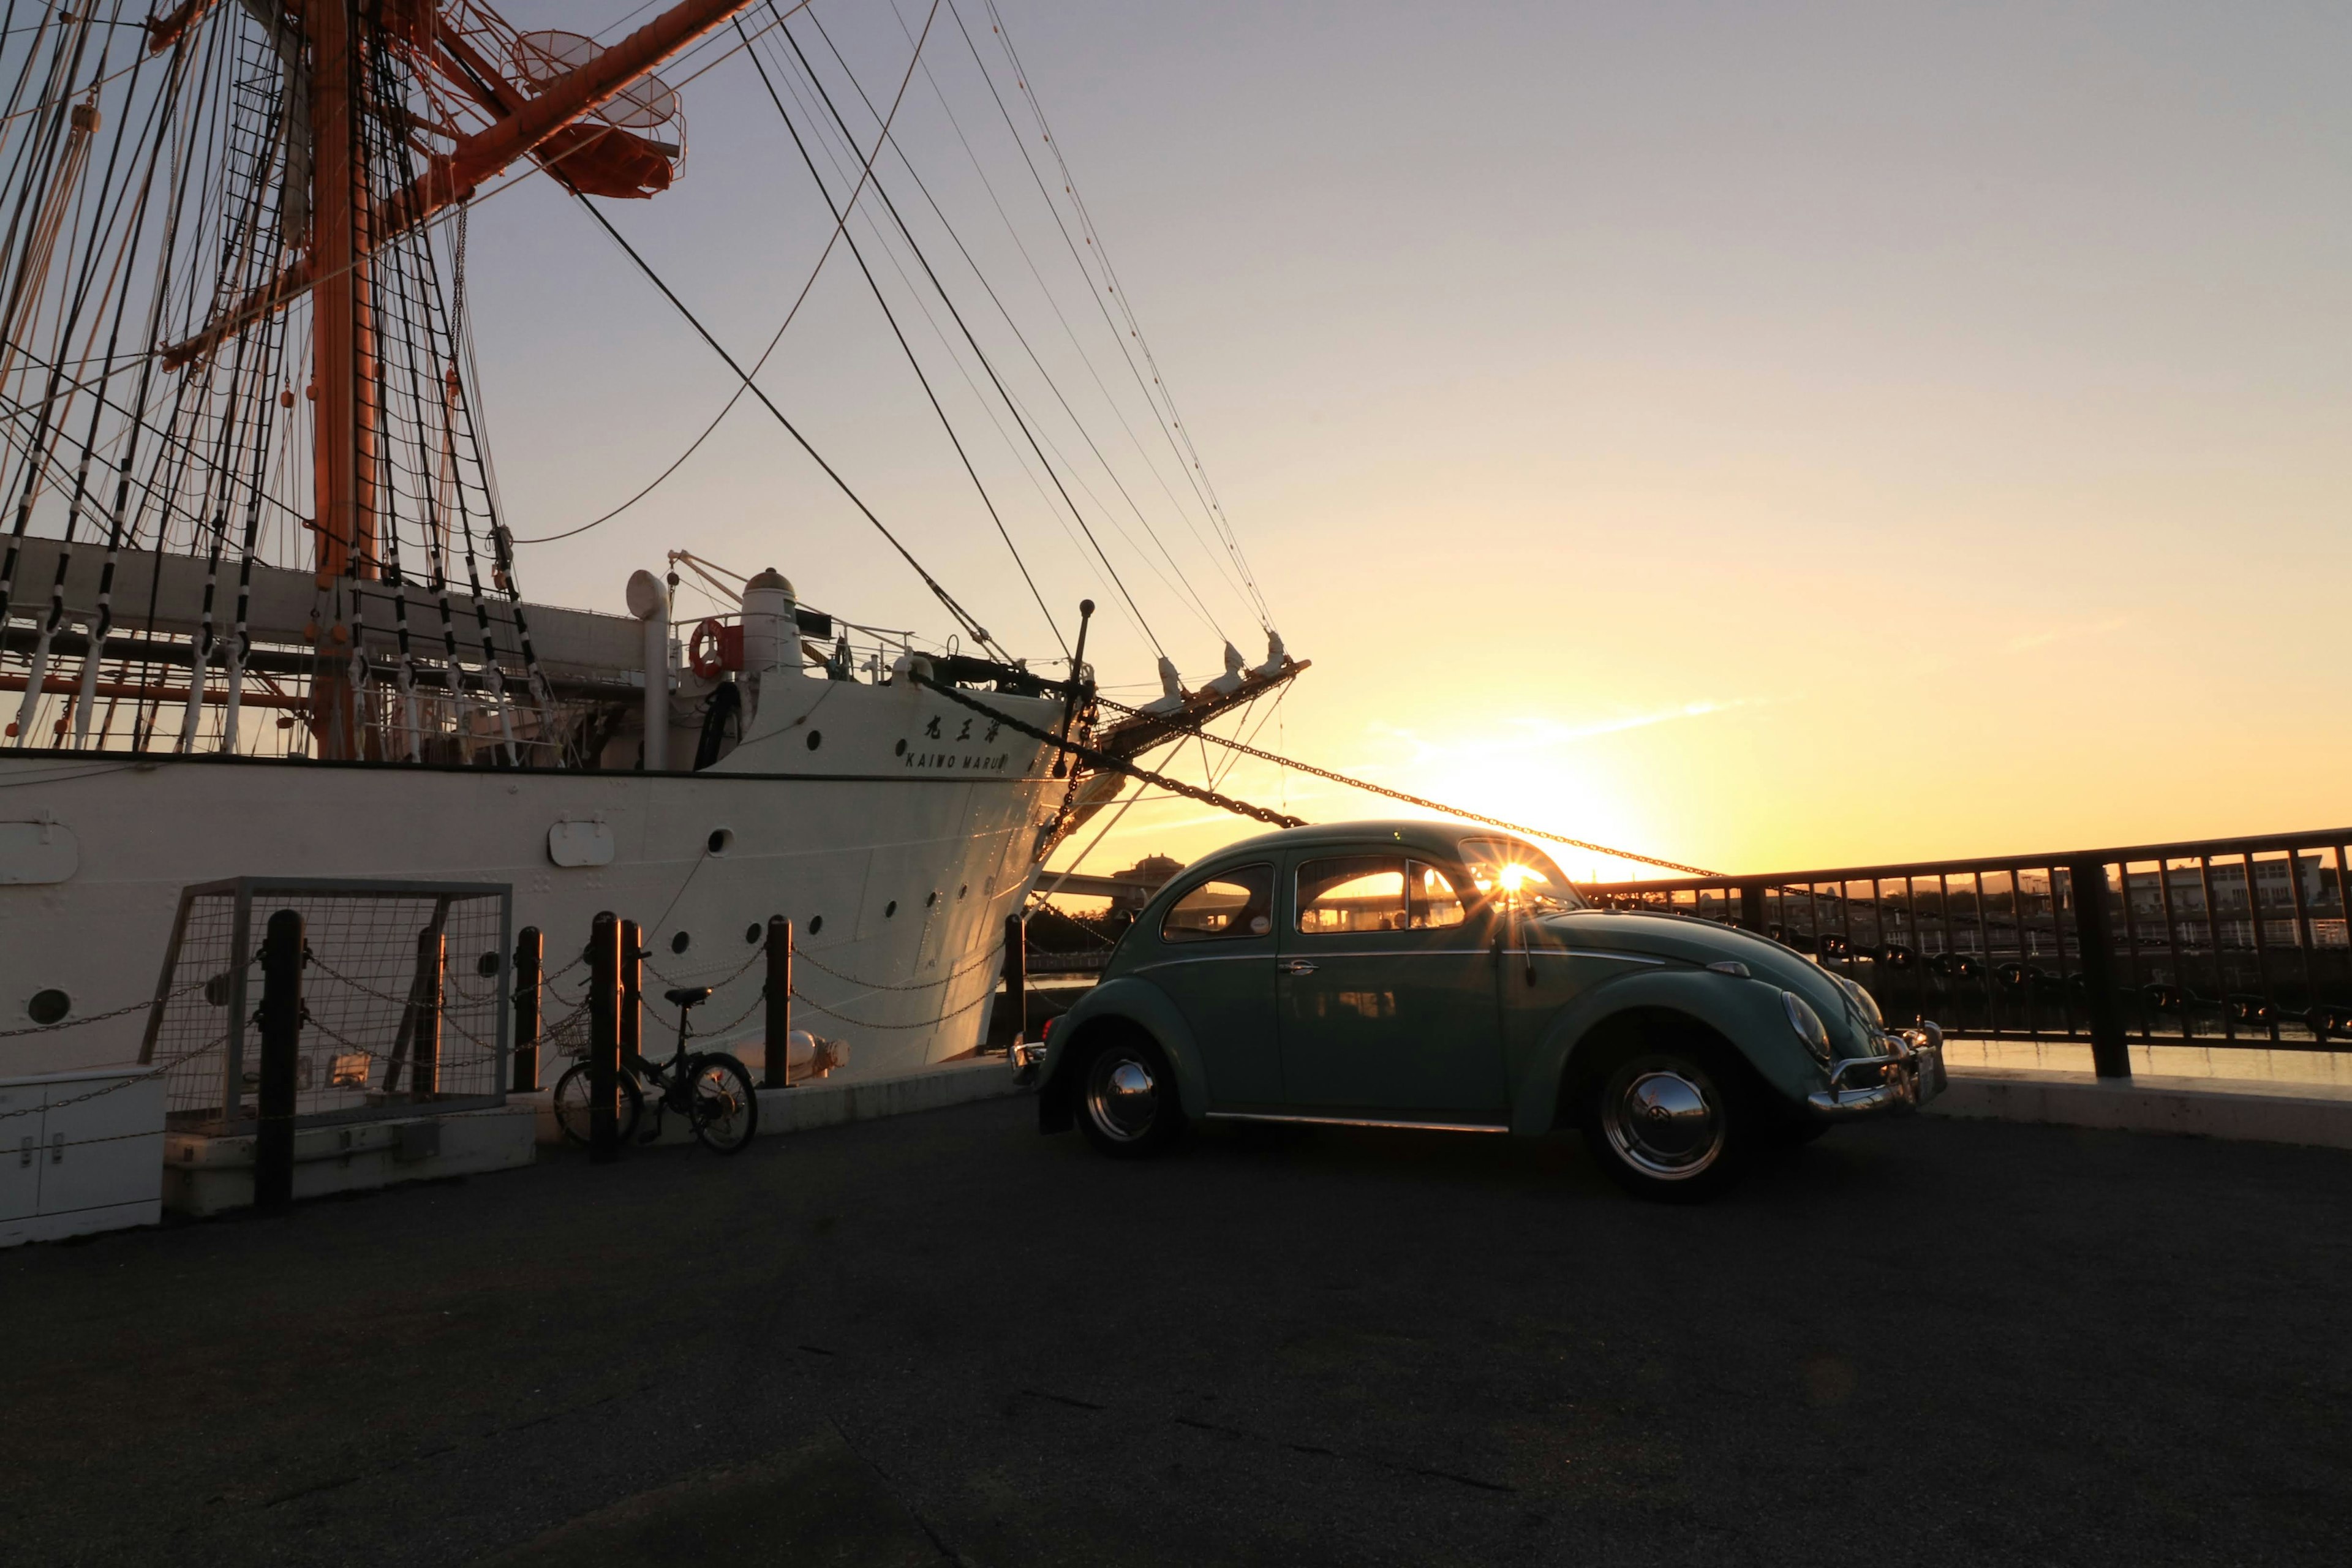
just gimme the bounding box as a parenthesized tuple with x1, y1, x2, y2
(1584, 830, 2352, 1071)
(140, 878, 513, 1132)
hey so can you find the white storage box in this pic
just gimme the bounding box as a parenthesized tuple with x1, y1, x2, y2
(1, 1067, 164, 1248)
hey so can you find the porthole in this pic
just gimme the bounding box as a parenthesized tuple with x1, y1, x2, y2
(806, 729, 823, 751)
(808, 914, 824, 935)
(884, 900, 897, 919)
(745, 922, 763, 945)
(925, 891, 938, 907)
(476, 951, 501, 978)
(957, 884, 968, 898)
(671, 931, 691, 955)
(894, 738, 907, 756)
(26, 988, 69, 1026)
(707, 827, 734, 855)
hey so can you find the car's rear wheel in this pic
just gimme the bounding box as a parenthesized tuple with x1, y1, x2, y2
(1578, 1037, 1751, 1202)
(1077, 1031, 1186, 1159)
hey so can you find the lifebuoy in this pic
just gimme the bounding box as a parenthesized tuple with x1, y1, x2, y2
(689, 617, 726, 679)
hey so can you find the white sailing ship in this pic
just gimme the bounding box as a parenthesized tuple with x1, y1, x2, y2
(0, 1, 1295, 1088)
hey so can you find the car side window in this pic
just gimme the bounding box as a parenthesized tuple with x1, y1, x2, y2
(1296, 855, 1408, 934)
(1161, 863, 1275, 943)
(1408, 861, 1466, 929)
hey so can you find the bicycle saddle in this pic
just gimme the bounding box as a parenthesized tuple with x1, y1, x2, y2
(665, 986, 713, 1009)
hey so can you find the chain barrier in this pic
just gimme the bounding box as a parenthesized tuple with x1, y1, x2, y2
(791, 941, 1006, 992)
(643, 941, 765, 993)
(303, 956, 498, 1054)
(1089, 691, 1722, 878)
(912, 674, 1305, 830)
(793, 987, 992, 1033)
(0, 1030, 225, 1125)
(0, 979, 204, 1040)
(301, 1009, 505, 1074)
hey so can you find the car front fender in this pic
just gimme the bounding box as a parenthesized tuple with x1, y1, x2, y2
(1508, 968, 1822, 1136)
(1036, 976, 1212, 1125)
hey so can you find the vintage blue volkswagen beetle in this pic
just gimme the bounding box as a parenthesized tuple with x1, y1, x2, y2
(1023, 820, 1945, 1200)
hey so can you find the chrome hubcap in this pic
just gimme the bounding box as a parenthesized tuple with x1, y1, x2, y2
(1602, 1059, 1724, 1180)
(1086, 1052, 1159, 1142)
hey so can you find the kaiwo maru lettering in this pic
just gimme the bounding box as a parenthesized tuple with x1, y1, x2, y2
(903, 714, 1011, 769)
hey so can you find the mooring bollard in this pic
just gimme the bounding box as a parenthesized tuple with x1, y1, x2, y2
(620, 918, 644, 1073)
(412, 924, 445, 1099)
(763, 916, 793, 1088)
(588, 913, 620, 1164)
(254, 908, 303, 1216)
(2068, 860, 2131, 1080)
(1003, 911, 1027, 1050)
(511, 926, 542, 1093)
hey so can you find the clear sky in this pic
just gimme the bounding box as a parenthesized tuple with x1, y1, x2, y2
(466, 1, 2350, 883)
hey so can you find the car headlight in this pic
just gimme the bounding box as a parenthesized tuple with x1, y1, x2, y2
(1782, 991, 1833, 1064)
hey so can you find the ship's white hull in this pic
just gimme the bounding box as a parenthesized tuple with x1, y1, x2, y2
(0, 675, 1072, 1081)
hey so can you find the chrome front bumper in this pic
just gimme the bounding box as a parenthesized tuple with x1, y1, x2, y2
(1010, 1039, 1047, 1086)
(1805, 1023, 1948, 1120)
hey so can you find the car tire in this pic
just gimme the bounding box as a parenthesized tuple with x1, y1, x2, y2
(1076, 1030, 1187, 1159)
(1577, 1035, 1752, 1203)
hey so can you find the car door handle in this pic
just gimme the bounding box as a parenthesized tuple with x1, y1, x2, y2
(1283, 959, 1317, 976)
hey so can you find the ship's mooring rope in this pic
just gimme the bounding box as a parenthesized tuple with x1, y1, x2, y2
(916, 673, 1718, 876)
(1089, 691, 1722, 878)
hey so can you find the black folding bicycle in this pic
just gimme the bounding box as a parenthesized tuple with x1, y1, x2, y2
(552, 985, 760, 1155)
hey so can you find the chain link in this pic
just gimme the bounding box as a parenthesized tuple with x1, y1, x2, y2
(790, 941, 1006, 992)
(0, 978, 205, 1040)
(793, 987, 992, 1032)
(0, 1030, 225, 1124)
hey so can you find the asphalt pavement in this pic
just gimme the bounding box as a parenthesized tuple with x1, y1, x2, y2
(3, 1094, 2348, 1566)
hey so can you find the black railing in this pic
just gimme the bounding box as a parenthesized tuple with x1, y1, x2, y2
(1585, 829, 2352, 1072)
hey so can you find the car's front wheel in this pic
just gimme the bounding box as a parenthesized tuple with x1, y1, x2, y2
(1076, 1031, 1187, 1159)
(1578, 1039, 1750, 1202)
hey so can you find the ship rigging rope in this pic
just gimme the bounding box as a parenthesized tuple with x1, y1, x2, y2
(570, 193, 1009, 664)
(909, 670, 1303, 830)
(960, 0, 1275, 635)
(737, 6, 1062, 660)
(508, 1, 918, 549)
(765, 6, 1167, 662)
(1088, 690, 1724, 878)
(797, 4, 1240, 650)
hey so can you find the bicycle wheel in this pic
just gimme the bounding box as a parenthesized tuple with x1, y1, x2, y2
(685, 1053, 759, 1154)
(552, 1061, 644, 1147)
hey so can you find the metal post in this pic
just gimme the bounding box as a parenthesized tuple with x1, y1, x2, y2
(254, 908, 303, 1216)
(763, 916, 793, 1088)
(1003, 911, 1027, 1050)
(1737, 883, 1767, 935)
(620, 918, 644, 1072)
(2068, 859, 2131, 1079)
(511, 926, 542, 1092)
(1049, 599, 1095, 778)
(412, 925, 444, 1099)
(588, 913, 620, 1163)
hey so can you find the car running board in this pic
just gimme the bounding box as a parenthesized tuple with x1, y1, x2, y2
(1202, 1112, 1509, 1134)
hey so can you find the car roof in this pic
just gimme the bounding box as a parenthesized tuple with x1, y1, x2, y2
(1194, 818, 1530, 867)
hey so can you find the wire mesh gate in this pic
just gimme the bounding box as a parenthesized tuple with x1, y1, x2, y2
(139, 878, 513, 1133)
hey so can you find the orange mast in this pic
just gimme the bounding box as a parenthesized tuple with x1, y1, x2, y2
(149, 0, 764, 754)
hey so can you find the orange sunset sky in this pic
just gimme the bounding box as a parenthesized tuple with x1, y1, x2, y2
(466, 1, 2349, 883)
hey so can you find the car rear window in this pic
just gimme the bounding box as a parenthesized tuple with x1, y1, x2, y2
(1161, 863, 1275, 943)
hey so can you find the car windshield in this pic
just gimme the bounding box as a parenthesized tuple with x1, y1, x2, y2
(1457, 838, 1585, 912)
